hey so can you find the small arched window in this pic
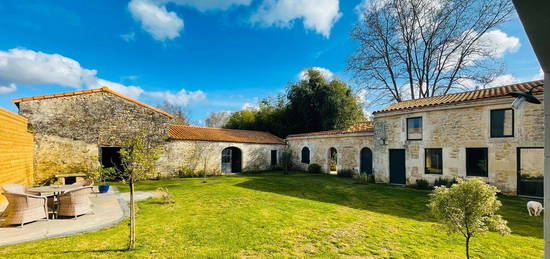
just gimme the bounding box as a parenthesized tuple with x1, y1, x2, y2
(301, 147, 310, 164)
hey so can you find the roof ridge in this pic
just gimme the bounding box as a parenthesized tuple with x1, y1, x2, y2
(170, 124, 283, 136)
(12, 87, 173, 118)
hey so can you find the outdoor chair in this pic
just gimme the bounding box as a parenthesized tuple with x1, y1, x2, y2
(57, 186, 93, 218)
(1, 184, 48, 226)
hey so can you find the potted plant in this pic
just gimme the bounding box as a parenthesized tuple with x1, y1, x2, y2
(88, 167, 116, 193)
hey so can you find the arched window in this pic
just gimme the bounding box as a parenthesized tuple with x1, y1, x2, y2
(301, 147, 310, 164)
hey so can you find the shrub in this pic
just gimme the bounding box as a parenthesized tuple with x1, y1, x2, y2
(307, 163, 322, 174)
(353, 173, 375, 184)
(414, 179, 431, 190)
(280, 147, 293, 175)
(155, 187, 175, 204)
(337, 169, 354, 178)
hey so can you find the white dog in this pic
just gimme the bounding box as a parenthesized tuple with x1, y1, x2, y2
(527, 201, 544, 216)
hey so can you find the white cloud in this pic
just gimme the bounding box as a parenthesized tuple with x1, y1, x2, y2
(485, 74, 519, 88)
(0, 48, 96, 88)
(89, 78, 145, 99)
(146, 89, 206, 106)
(0, 47, 209, 105)
(0, 83, 16, 95)
(478, 30, 520, 58)
(128, 0, 184, 41)
(299, 67, 335, 81)
(167, 0, 252, 12)
(251, 0, 342, 37)
(120, 32, 136, 42)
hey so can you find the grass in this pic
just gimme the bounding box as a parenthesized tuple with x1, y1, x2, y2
(0, 172, 542, 258)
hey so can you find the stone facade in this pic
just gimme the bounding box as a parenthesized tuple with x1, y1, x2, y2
(372, 97, 544, 194)
(17, 91, 173, 182)
(287, 133, 374, 173)
(157, 140, 285, 175)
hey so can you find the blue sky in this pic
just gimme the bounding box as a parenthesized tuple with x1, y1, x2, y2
(0, 0, 542, 123)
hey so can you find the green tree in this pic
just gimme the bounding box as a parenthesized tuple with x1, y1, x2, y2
(224, 109, 257, 130)
(287, 69, 363, 134)
(428, 178, 510, 259)
(119, 134, 163, 250)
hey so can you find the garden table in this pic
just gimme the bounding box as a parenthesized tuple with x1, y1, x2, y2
(28, 185, 76, 219)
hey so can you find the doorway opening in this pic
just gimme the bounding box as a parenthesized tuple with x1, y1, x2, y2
(221, 147, 242, 173)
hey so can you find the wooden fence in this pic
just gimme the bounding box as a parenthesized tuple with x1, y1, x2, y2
(0, 107, 34, 204)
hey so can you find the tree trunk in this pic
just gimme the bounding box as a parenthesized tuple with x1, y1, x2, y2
(465, 236, 470, 259)
(128, 180, 136, 250)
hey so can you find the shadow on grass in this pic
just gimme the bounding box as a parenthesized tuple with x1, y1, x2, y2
(235, 173, 543, 239)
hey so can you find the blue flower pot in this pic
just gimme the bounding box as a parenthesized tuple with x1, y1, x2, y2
(98, 184, 110, 193)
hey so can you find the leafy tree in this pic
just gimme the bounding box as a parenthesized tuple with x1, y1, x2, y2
(224, 109, 257, 130)
(428, 178, 510, 259)
(119, 133, 163, 250)
(224, 69, 363, 137)
(348, 0, 514, 104)
(287, 69, 363, 134)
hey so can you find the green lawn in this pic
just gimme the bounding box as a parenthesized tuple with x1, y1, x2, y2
(0, 172, 543, 258)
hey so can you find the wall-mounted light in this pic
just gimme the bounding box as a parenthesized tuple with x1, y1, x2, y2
(508, 85, 542, 110)
(379, 137, 387, 145)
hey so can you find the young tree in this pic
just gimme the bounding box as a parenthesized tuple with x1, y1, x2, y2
(119, 134, 163, 250)
(348, 0, 514, 105)
(428, 178, 510, 258)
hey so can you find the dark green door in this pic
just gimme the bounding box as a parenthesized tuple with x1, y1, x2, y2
(389, 149, 406, 185)
(360, 147, 373, 174)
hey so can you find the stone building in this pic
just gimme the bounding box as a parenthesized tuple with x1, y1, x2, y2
(10, 87, 285, 182)
(157, 125, 285, 175)
(286, 80, 544, 196)
(12, 87, 174, 183)
(286, 122, 374, 174)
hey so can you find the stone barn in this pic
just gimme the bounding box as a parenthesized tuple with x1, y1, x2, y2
(157, 125, 285, 175)
(12, 87, 174, 183)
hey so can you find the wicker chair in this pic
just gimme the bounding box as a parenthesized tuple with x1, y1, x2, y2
(71, 179, 94, 187)
(57, 186, 93, 218)
(1, 184, 48, 226)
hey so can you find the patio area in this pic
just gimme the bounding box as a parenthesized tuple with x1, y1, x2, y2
(0, 187, 151, 246)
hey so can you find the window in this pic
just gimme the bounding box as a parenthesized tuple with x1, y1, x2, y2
(407, 117, 422, 140)
(466, 148, 488, 177)
(490, 109, 514, 137)
(425, 148, 443, 174)
(301, 147, 310, 164)
(271, 150, 278, 166)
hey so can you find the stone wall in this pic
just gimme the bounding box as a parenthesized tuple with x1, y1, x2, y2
(17, 92, 173, 182)
(0, 108, 34, 205)
(156, 140, 285, 175)
(287, 133, 374, 173)
(373, 97, 544, 194)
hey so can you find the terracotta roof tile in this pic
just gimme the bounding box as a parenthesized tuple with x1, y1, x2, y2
(12, 87, 173, 118)
(287, 121, 374, 138)
(374, 80, 544, 114)
(168, 125, 285, 144)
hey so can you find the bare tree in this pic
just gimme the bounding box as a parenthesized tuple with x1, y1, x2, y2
(205, 111, 233, 128)
(348, 0, 514, 105)
(157, 101, 189, 125)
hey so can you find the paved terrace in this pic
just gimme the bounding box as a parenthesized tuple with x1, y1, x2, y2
(0, 188, 152, 246)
